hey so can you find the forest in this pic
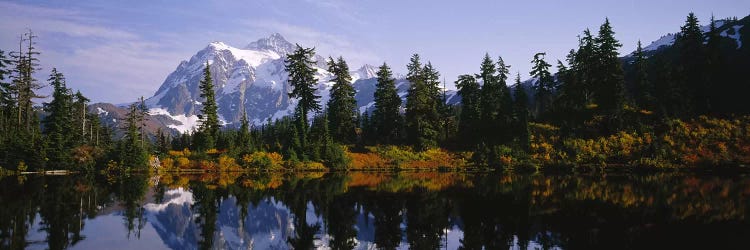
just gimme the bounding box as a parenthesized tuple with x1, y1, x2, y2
(1, 13, 749, 173)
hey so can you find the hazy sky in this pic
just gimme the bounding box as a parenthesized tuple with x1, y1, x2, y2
(1, 0, 748, 103)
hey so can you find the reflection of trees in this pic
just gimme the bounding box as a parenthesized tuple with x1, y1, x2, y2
(191, 181, 220, 250)
(327, 195, 357, 250)
(371, 192, 403, 250)
(405, 189, 450, 250)
(2, 171, 750, 249)
(114, 173, 148, 239)
(0, 174, 119, 250)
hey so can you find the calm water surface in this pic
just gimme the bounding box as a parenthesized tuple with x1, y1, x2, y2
(1, 171, 749, 250)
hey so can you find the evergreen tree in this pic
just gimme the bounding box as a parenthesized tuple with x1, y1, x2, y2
(326, 56, 357, 144)
(512, 73, 530, 152)
(12, 31, 43, 133)
(593, 18, 626, 114)
(72, 91, 89, 144)
(573, 29, 597, 106)
(285, 44, 321, 126)
(285, 45, 320, 158)
(42, 68, 74, 166)
(677, 12, 706, 115)
(156, 128, 171, 155)
(633, 41, 654, 110)
(530, 52, 553, 118)
(705, 15, 725, 113)
(0, 49, 13, 137)
(372, 63, 402, 144)
(455, 74, 481, 148)
(405, 54, 439, 150)
(198, 62, 219, 149)
(121, 103, 147, 169)
(236, 111, 252, 153)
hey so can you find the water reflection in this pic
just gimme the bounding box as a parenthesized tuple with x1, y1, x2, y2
(1, 171, 749, 249)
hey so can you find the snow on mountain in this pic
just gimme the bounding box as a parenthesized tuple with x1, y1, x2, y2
(144, 33, 458, 134)
(641, 19, 745, 52)
(721, 25, 744, 49)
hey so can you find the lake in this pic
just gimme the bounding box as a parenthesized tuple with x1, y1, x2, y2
(1, 171, 749, 250)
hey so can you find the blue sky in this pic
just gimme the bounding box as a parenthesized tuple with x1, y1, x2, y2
(1, 0, 748, 103)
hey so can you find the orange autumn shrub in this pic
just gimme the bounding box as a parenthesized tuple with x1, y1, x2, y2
(348, 152, 390, 169)
(660, 116, 750, 165)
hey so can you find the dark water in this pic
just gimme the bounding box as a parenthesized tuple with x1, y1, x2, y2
(1, 171, 749, 250)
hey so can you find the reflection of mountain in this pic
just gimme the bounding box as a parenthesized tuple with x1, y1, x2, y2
(143, 188, 199, 250)
(140, 188, 410, 249)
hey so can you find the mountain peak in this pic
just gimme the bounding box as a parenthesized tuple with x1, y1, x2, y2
(355, 64, 378, 79)
(244, 33, 295, 55)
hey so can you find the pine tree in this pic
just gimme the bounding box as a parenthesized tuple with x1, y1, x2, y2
(705, 15, 725, 113)
(530, 52, 553, 118)
(121, 103, 147, 169)
(478, 54, 499, 141)
(574, 29, 597, 106)
(677, 12, 706, 115)
(512, 73, 530, 152)
(456, 74, 481, 148)
(633, 41, 654, 110)
(12, 31, 43, 134)
(197, 62, 219, 150)
(405, 54, 439, 150)
(285, 44, 321, 126)
(326, 56, 357, 144)
(0, 50, 13, 138)
(72, 91, 89, 144)
(372, 63, 402, 144)
(593, 18, 626, 114)
(137, 96, 149, 149)
(42, 68, 74, 166)
(236, 111, 252, 153)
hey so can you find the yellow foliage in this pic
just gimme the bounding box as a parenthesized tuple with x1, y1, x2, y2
(242, 152, 284, 170)
(218, 155, 241, 171)
(161, 157, 175, 170)
(176, 157, 191, 169)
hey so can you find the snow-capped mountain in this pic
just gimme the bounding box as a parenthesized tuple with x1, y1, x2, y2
(637, 18, 744, 53)
(142, 33, 457, 134)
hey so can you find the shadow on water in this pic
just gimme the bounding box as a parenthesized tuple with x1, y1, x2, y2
(1, 170, 749, 249)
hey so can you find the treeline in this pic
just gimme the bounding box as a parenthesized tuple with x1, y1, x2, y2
(0, 31, 119, 171)
(2, 13, 748, 171)
(153, 13, 750, 169)
(0, 31, 156, 171)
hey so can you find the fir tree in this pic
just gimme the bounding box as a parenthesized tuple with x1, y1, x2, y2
(198, 62, 219, 149)
(285, 44, 321, 126)
(530, 52, 553, 118)
(573, 29, 597, 106)
(236, 111, 252, 153)
(455, 74, 481, 148)
(705, 15, 724, 114)
(677, 12, 707, 115)
(42, 68, 74, 166)
(593, 18, 626, 114)
(121, 103, 147, 169)
(633, 40, 654, 110)
(405, 54, 439, 150)
(326, 56, 357, 144)
(12, 31, 43, 134)
(512, 73, 530, 152)
(372, 63, 402, 144)
(73, 91, 89, 144)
